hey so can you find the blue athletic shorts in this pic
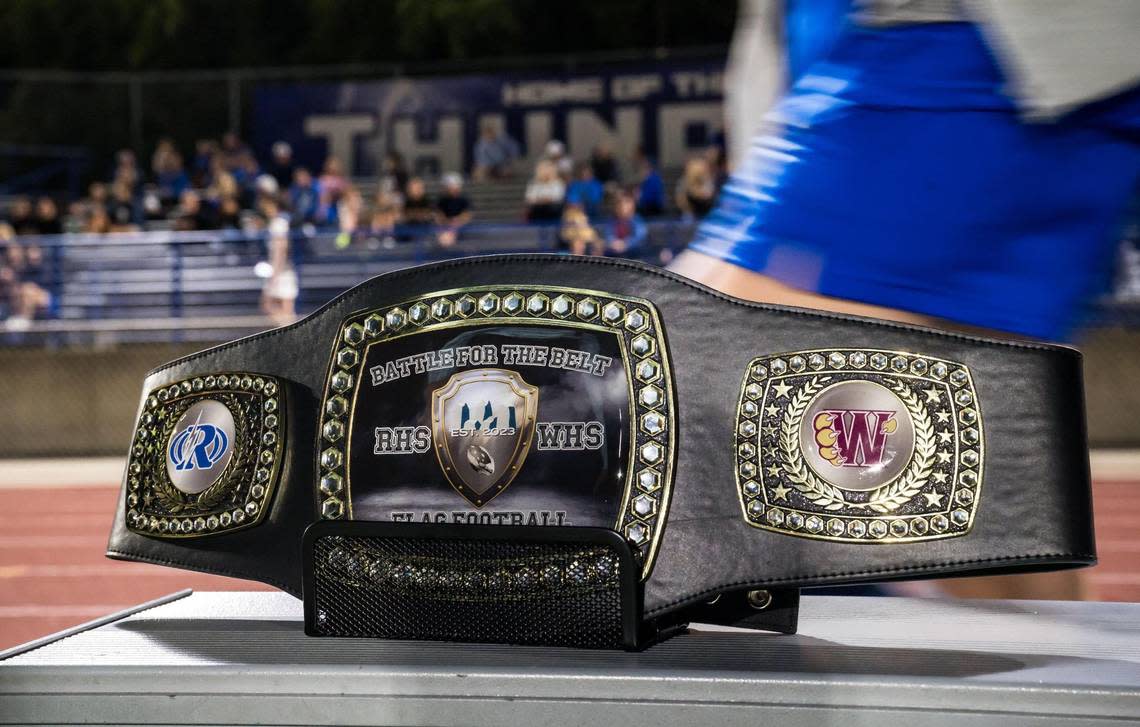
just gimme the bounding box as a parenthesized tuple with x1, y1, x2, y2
(690, 22, 1140, 340)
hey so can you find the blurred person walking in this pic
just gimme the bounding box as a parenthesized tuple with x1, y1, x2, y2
(673, 0, 1140, 600)
(259, 199, 298, 325)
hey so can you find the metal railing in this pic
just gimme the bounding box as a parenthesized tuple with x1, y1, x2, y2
(0, 221, 698, 345)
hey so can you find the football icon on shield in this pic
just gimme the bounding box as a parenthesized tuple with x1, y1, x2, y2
(431, 368, 539, 507)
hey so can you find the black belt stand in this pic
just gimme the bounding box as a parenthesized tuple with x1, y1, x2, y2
(303, 521, 799, 650)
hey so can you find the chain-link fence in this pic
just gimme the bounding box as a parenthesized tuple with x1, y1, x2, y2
(0, 341, 202, 457)
(3, 322, 1138, 457)
(1, 302, 1138, 458)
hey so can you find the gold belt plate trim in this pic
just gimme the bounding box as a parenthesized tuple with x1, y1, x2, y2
(317, 285, 676, 580)
(124, 373, 285, 538)
(734, 349, 984, 543)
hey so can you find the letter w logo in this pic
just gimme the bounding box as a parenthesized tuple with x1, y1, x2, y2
(821, 410, 896, 468)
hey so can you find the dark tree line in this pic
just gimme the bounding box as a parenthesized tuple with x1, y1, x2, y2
(0, 0, 735, 71)
(0, 0, 734, 194)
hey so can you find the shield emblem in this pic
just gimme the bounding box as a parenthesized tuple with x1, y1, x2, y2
(431, 368, 539, 507)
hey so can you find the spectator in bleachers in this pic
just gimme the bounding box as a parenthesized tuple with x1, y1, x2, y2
(543, 140, 574, 180)
(632, 149, 666, 218)
(107, 182, 140, 231)
(267, 142, 296, 190)
(206, 158, 240, 203)
(111, 149, 140, 192)
(381, 151, 410, 194)
(525, 160, 566, 222)
(173, 190, 219, 231)
(335, 186, 365, 249)
(83, 182, 109, 214)
(289, 167, 320, 226)
(85, 206, 112, 234)
(317, 156, 349, 224)
(68, 183, 109, 233)
(259, 198, 298, 325)
(605, 191, 647, 257)
(0, 224, 15, 319)
(557, 205, 604, 256)
(232, 152, 262, 208)
(62, 201, 85, 234)
(33, 197, 63, 236)
(472, 123, 521, 181)
(364, 202, 409, 250)
(140, 186, 167, 224)
(221, 131, 251, 172)
(1, 227, 51, 330)
(217, 195, 242, 230)
(436, 172, 472, 248)
(590, 144, 620, 185)
(191, 139, 220, 187)
(403, 177, 436, 226)
(6, 197, 37, 236)
(374, 176, 405, 214)
(74, 183, 112, 233)
(254, 174, 280, 209)
(674, 156, 717, 221)
(151, 139, 189, 207)
(566, 162, 604, 220)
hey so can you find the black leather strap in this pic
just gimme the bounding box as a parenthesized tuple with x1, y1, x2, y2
(106, 255, 1096, 617)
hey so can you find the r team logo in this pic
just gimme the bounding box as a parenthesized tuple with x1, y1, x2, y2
(165, 399, 236, 495)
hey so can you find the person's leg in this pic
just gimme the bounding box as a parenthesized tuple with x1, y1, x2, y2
(16, 282, 48, 320)
(671, 250, 937, 326)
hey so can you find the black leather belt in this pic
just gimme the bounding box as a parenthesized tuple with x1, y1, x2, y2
(107, 255, 1095, 638)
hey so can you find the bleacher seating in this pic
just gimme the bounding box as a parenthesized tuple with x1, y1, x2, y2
(358, 170, 682, 223)
(2, 219, 696, 346)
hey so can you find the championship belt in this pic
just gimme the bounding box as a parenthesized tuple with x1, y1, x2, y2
(107, 255, 1095, 648)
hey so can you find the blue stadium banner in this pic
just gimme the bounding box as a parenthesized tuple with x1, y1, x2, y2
(252, 59, 725, 176)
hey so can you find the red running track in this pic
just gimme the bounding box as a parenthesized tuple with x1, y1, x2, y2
(1, 481, 1137, 651)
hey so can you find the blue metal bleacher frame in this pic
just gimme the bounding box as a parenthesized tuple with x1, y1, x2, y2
(1, 221, 697, 346)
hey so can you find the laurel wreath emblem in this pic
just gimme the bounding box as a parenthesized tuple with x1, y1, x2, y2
(777, 376, 935, 513)
(149, 393, 254, 516)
